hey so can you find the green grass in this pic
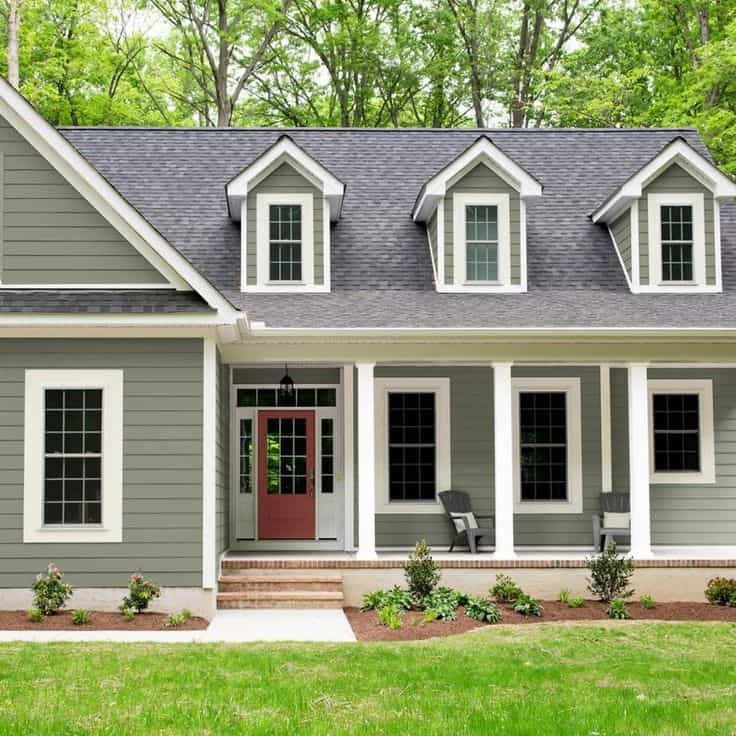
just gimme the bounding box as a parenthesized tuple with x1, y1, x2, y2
(1, 623, 736, 735)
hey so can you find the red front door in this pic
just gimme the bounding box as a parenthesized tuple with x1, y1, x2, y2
(258, 410, 316, 539)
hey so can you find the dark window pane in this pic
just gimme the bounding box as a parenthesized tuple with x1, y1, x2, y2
(44, 503, 62, 524)
(297, 388, 316, 407)
(45, 433, 63, 454)
(258, 389, 277, 407)
(64, 502, 82, 524)
(44, 479, 63, 502)
(84, 503, 101, 524)
(317, 388, 337, 407)
(652, 393, 700, 472)
(237, 389, 257, 407)
(65, 479, 83, 501)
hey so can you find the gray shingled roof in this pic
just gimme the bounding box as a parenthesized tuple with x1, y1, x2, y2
(58, 126, 736, 328)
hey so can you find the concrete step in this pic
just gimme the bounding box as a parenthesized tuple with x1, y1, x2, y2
(218, 574, 343, 593)
(216, 590, 345, 610)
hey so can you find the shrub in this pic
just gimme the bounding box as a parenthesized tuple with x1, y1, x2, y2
(639, 594, 656, 610)
(31, 563, 73, 615)
(72, 609, 91, 625)
(121, 572, 161, 613)
(729, 592, 736, 608)
(587, 542, 634, 602)
(165, 612, 186, 628)
(181, 608, 193, 621)
(26, 607, 43, 623)
(465, 596, 502, 623)
(705, 577, 736, 606)
(512, 594, 544, 617)
(122, 607, 136, 622)
(607, 598, 630, 620)
(568, 597, 585, 608)
(421, 587, 462, 621)
(404, 540, 440, 599)
(558, 589, 571, 604)
(377, 604, 403, 630)
(490, 574, 523, 603)
(360, 586, 413, 612)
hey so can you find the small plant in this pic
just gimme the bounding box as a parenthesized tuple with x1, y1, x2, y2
(72, 609, 91, 625)
(607, 598, 630, 620)
(705, 577, 736, 606)
(377, 604, 403, 630)
(181, 608, 193, 621)
(568, 597, 585, 608)
(421, 587, 462, 621)
(120, 572, 161, 613)
(404, 540, 440, 599)
(729, 592, 736, 608)
(422, 609, 439, 623)
(165, 612, 186, 628)
(122, 607, 136, 622)
(558, 588, 571, 604)
(465, 596, 502, 623)
(360, 586, 413, 612)
(587, 542, 635, 602)
(512, 594, 544, 617)
(491, 574, 523, 603)
(31, 563, 73, 615)
(639, 594, 656, 610)
(26, 607, 43, 623)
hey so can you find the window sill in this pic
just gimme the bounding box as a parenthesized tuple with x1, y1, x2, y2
(24, 526, 121, 544)
(376, 500, 444, 515)
(650, 471, 715, 485)
(513, 500, 583, 515)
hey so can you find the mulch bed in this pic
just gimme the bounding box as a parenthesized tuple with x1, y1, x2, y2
(0, 610, 209, 631)
(344, 600, 736, 641)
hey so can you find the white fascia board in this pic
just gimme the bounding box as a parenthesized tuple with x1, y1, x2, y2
(413, 137, 543, 222)
(0, 312, 244, 327)
(592, 139, 736, 224)
(227, 137, 345, 222)
(0, 79, 236, 318)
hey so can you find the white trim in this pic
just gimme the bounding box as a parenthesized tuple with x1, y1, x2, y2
(426, 215, 438, 285)
(600, 365, 612, 493)
(647, 378, 715, 485)
(0, 78, 236, 316)
(646, 192, 711, 291)
(592, 138, 736, 223)
(0, 283, 180, 290)
(631, 202, 641, 290)
(202, 338, 217, 588)
(413, 137, 542, 221)
(493, 363, 515, 556)
(374, 376, 451, 515)
(23, 369, 123, 543)
(342, 365, 355, 550)
(240, 198, 249, 292)
(628, 363, 652, 557)
(356, 363, 376, 558)
(519, 198, 528, 291)
(607, 217, 634, 291)
(714, 199, 722, 288)
(451, 192, 512, 291)
(511, 377, 583, 514)
(0, 151, 3, 285)
(323, 197, 332, 291)
(227, 137, 344, 222)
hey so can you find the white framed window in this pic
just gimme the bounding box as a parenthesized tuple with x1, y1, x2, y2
(23, 369, 123, 543)
(647, 192, 706, 288)
(648, 379, 715, 484)
(256, 192, 314, 289)
(453, 192, 511, 289)
(512, 377, 583, 514)
(374, 377, 450, 514)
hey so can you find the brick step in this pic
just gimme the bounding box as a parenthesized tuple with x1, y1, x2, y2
(218, 575, 343, 593)
(216, 590, 344, 609)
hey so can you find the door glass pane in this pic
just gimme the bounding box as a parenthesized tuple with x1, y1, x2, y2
(239, 418, 253, 493)
(265, 416, 309, 495)
(321, 418, 334, 493)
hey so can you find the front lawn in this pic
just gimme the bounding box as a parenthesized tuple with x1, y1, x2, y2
(1, 623, 735, 735)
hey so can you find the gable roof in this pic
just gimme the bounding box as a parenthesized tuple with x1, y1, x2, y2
(59, 125, 736, 330)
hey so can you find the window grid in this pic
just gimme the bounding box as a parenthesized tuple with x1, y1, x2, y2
(519, 392, 567, 502)
(465, 205, 498, 281)
(266, 417, 308, 495)
(661, 205, 693, 282)
(239, 418, 253, 494)
(388, 392, 436, 502)
(653, 393, 700, 472)
(321, 418, 334, 494)
(269, 204, 302, 281)
(44, 389, 102, 525)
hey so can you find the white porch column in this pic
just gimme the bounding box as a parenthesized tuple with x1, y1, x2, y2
(356, 362, 377, 559)
(627, 363, 652, 558)
(493, 362, 515, 557)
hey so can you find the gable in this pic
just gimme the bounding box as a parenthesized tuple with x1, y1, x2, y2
(0, 114, 168, 286)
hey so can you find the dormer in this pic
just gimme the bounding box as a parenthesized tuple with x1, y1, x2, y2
(592, 138, 736, 294)
(413, 137, 542, 293)
(227, 136, 344, 293)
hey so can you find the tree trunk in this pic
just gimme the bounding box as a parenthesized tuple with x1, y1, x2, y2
(7, 0, 21, 89)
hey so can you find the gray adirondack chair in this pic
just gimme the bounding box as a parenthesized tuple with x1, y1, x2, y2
(439, 490, 494, 553)
(592, 493, 630, 551)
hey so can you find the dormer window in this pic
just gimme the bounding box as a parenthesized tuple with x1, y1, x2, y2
(456, 195, 510, 285)
(660, 204, 693, 282)
(465, 205, 498, 281)
(269, 204, 303, 282)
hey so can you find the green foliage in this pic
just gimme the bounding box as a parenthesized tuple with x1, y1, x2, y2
(491, 574, 523, 603)
(729, 592, 736, 608)
(587, 543, 635, 602)
(558, 589, 571, 604)
(377, 604, 403, 630)
(705, 577, 736, 606)
(31, 563, 73, 615)
(165, 613, 186, 628)
(72, 609, 91, 625)
(640, 594, 656, 610)
(181, 609, 193, 621)
(121, 572, 161, 613)
(421, 587, 462, 621)
(26, 607, 43, 623)
(122, 607, 136, 623)
(465, 596, 502, 623)
(360, 586, 413, 612)
(404, 540, 440, 600)
(512, 594, 544, 617)
(568, 597, 585, 609)
(607, 598, 630, 620)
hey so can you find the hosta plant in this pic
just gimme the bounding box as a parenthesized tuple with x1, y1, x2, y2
(421, 587, 462, 621)
(512, 594, 544, 617)
(607, 598, 630, 620)
(568, 597, 585, 608)
(377, 604, 403, 630)
(72, 609, 91, 625)
(361, 586, 413, 612)
(465, 596, 501, 623)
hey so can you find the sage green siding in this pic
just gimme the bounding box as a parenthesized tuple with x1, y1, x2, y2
(0, 339, 203, 588)
(638, 163, 716, 286)
(245, 161, 324, 286)
(611, 210, 632, 280)
(443, 163, 521, 286)
(215, 350, 230, 571)
(0, 115, 167, 285)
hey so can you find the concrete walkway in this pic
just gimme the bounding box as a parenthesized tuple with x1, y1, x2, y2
(0, 609, 357, 644)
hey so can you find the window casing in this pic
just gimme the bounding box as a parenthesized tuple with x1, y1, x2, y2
(24, 370, 123, 543)
(512, 377, 583, 514)
(648, 379, 715, 484)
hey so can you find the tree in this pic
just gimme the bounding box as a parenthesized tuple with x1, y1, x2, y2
(3, 0, 21, 88)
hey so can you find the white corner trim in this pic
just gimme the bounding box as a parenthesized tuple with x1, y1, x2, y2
(202, 338, 217, 588)
(607, 223, 634, 292)
(631, 202, 641, 291)
(436, 202, 445, 286)
(426, 216, 438, 285)
(342, 364, 355, 550)
(323, 197, 332, 291)
(628, 363, 652, 557)
(600, 365, 612, 493)
(519, 198, 528, 291)
(648, 378, 715, 485)
(374, 376, 450, 515)
(23, 369, 123, 543)
(240, 198, 248, 292)
(492, 362, 515, 556)
(511, 376, 583, 515)
(356, 362, 377, 558)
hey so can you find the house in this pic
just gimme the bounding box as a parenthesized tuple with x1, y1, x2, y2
(0, 77, 735, 617)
